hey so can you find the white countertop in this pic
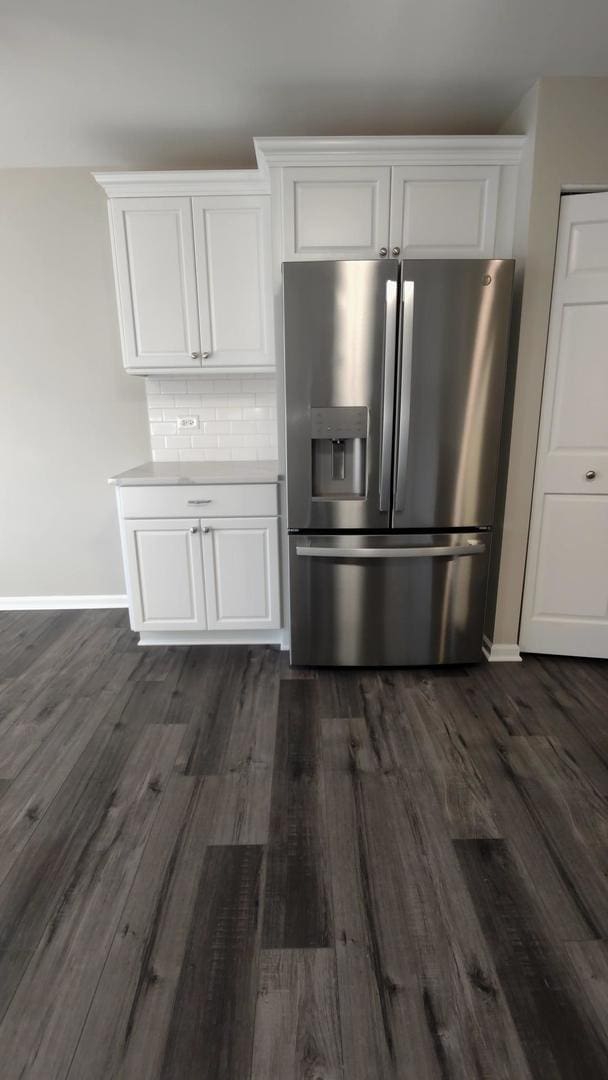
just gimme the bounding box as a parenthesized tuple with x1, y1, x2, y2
(109, 460, 281, 486)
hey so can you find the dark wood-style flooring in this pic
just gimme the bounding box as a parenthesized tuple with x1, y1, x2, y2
(0, 609, 607, 1078)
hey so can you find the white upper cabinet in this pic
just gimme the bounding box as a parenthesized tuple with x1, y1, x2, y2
(389, 166, 500, 258)
(281, 164, 502, 262)
(193, 196, 273, 368)
(282, 167, 391, 260)
(110, 198, 201, 370)
(258, 138, 524, 264)
(100, 176, 275, 375)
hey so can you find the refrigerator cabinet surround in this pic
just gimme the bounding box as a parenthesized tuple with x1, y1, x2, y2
(289, 532, 491, 666)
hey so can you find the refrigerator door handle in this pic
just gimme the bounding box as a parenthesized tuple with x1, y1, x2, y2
(379, 278, 398, 512)
(296, 540, 486, 559)
(393, 280, 415, 512)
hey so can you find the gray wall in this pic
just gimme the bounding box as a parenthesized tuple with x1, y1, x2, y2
(491, 77, 608, 644)
(0, 169, 149, 599)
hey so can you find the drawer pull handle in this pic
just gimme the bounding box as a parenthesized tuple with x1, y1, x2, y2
(296, 541, 485, 559)
(187, 499, 212, 505)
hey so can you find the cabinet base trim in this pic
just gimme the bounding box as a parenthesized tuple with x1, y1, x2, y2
(125, 366, 276, 377)
(138, 628, 288, 648)
(482, 635, 522, 662)
(0, 594, 128, 611)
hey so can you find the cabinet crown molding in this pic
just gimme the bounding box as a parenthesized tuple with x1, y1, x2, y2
(92, 169, 270, 198)
(254, 135, 526, 169)
(93, 136, 526, 197)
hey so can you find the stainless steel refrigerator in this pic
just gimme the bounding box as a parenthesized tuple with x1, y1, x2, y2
(284, 258, 514, 666)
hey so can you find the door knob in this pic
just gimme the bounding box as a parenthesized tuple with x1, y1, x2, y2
(585, 469, 597, 480)
(392, 246, 400, 256)
(379, 247, 388, 257)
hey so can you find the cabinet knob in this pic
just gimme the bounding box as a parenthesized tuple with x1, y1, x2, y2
(392, 246, 400, 257)
(189, 526, 197, 533)
(585, 469, 597, 480)
(202, 351, 211, 359)
(190, 352, 200, 359)
(201, 526, 210, 534)
(378, 247, 388, 258)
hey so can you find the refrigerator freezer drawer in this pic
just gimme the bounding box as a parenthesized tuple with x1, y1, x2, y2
(289, 532, 490, 666)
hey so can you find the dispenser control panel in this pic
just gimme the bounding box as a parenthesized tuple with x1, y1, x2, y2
(310, 407, 368, 439)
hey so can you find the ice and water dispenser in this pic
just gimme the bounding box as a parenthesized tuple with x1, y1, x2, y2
(310, 406, 368, 499)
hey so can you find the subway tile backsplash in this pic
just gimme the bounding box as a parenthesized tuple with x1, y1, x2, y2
(145, 375, 278, 462)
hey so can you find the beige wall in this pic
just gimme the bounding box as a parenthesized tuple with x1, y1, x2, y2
(492, 77, 608, 644)
(0, 169, 149, 599)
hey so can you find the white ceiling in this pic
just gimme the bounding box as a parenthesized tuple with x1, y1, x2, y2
(2, 0, 608, 168)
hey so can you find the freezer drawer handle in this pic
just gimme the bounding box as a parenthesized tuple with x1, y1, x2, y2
(296, 540, 486, 559)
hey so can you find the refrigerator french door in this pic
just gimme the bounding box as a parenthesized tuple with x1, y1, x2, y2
(284, 258, 514, 665)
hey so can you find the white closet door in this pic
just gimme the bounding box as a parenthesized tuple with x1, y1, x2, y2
(192, 196, 273, 367)
(389, 166, 499, 258)
(110, 198, 201, 369)
(202, 517, 280, 630)
(520, 191, 608, 657)
(282, 167, 391, 260)
(124, 519, 207, 631)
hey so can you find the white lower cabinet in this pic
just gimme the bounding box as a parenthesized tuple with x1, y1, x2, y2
(121, 500, 281, 638)
(202, 517, 280, 630)
(124, 518, 207, 631)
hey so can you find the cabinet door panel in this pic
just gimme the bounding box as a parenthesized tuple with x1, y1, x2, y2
(193, 196, 273, 367)
(390, 166, 499, 258)
(110, 198, 201, 369)
(203, 517, 280, 629)
(124, 518, 206, 631)
(282, 167, 391, 259)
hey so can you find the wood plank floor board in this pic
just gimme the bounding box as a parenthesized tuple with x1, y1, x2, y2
(0, 677, 172, 1014)
(507, 734, 608, 851)
(0, 723, 185, 1080)
(66, 773, 199, 1080)
(0, 692, 117, 889)
(0, 614, 606, 1077)
(69, 761, 271, 1080)
(455, 838, 608, 1079)
(251, 949, 344, 1080)
(0, 611, 73, 681)
(396, 688, 502, 839)
(495, 736, 608, 936)
(263, 680, 332, 949)
(322, 723, 532, 1080)
(491, 658, 608, 792)
(161, 844, 264, 1080)
(564, 939, 608, 1049)
(470, 738, 604, 942)
(177, 645, 280, 774)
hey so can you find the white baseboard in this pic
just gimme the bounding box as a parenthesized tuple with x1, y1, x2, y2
(0, 594, 128, 611)
(482, 635, 522, 662)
